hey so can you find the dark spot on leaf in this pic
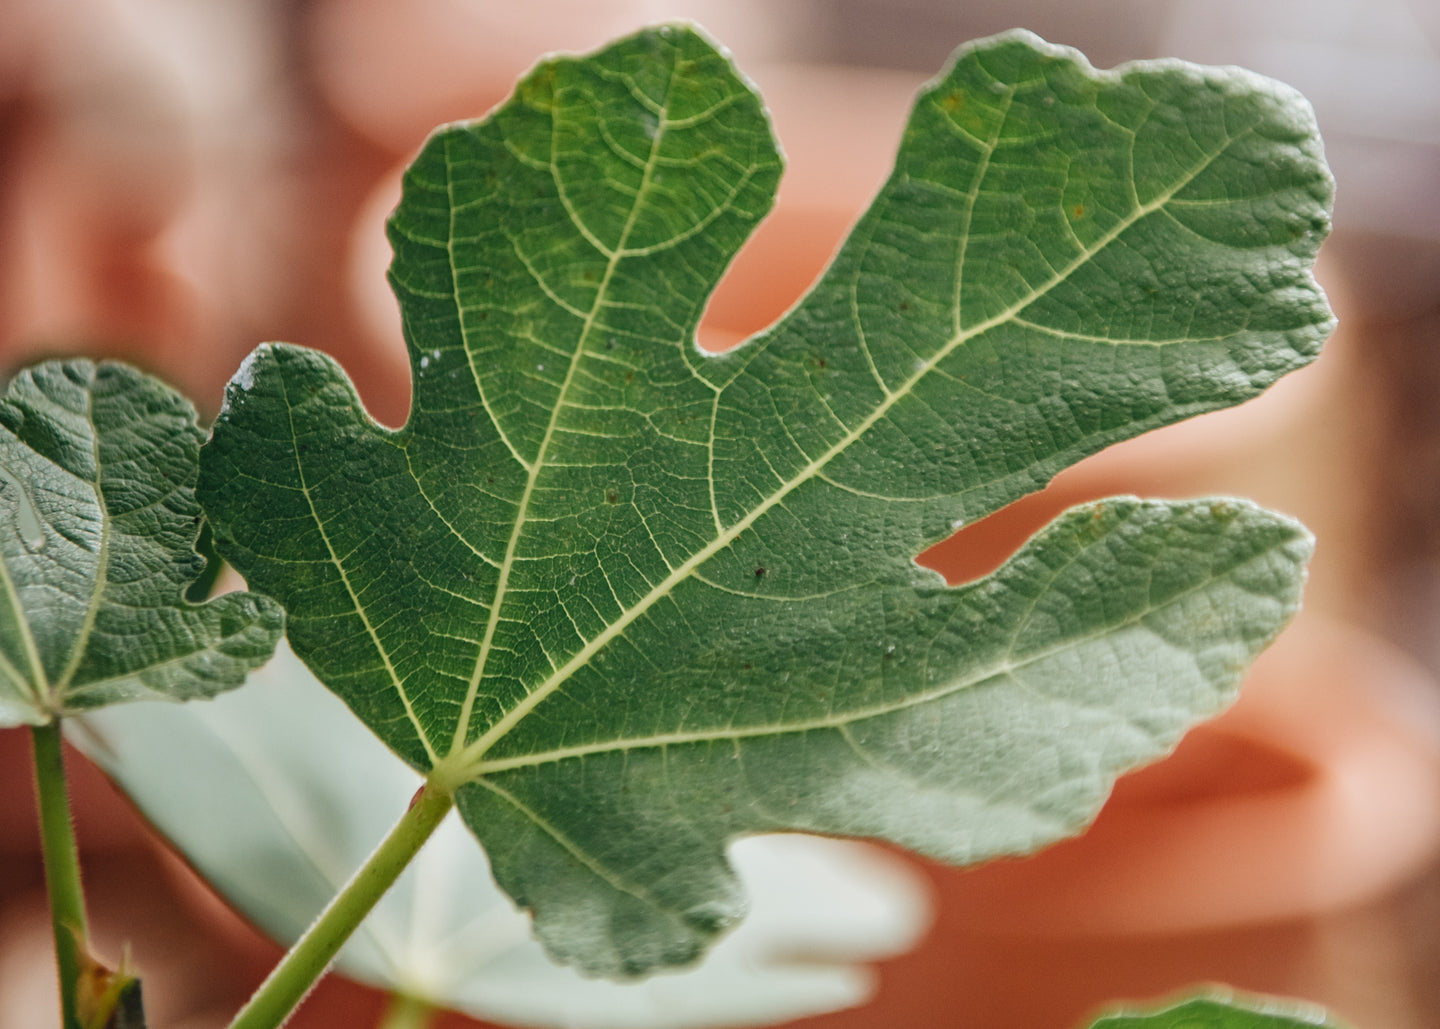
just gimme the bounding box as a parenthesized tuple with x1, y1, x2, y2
(606, 491, 619, 504)
(742, 663, 752, 670)
(942, 91, 965, 111)
(1073, 204, 1085, 218)
(899, 302, 910, 313)
(754, 567, 766, 578)
(625, 371, 634, 383)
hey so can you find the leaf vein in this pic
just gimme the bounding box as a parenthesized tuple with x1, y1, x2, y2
(278, 377, 438, 765)
(448, 52, 686, 757)
(455, 122, 1250, 773)
(473, 531, 1274, 774)
(52, 384, 109, 698)
(472, 776, 675, 910)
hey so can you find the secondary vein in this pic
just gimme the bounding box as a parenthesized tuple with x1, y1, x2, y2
(467, 517, 1274, 775)
(280, 372, 438, 766)
(472, 777, 673, 908)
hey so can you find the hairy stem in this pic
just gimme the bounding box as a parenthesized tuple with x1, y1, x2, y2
(227, 784, 455, 1029)
(376, 992, 437, 1029)
(31, 719, 88, 1029)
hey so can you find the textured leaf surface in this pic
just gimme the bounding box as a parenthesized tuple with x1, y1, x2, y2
(199, 26, 1330, 975)
(0, 360, 283, 727)
(1088, 992, 1344, 1027)
(73, 641, 929, 1028)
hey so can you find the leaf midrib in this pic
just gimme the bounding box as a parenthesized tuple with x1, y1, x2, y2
(443, 122, 1253, 781)
(51, 381, 108, 710)
(447, 55, 683, 757)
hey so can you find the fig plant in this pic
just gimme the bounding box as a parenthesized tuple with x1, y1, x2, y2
(0, 361, 285, 1027)
(4, 22, 1347, 1029)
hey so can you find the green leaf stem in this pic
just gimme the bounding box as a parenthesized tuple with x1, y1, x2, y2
(73, 641, 928, 1028)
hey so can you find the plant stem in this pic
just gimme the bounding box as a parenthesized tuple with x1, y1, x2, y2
(227, 784, 455, 1029)
(376, 992, 437, 1029)
(31, 719, 88, 1029)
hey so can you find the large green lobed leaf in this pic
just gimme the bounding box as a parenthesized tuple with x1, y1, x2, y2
(199, 26, 1331, 975)
(0, 360, 283, 726)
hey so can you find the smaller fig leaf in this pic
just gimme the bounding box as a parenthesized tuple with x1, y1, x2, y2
(0, 360, 283, 727)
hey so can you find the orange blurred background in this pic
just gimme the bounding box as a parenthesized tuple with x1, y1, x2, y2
(3, 1, 1440, 1026)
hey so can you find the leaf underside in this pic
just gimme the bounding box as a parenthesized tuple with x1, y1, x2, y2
(0, 360, 283, 727)
(199, 26, 1331, 976)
